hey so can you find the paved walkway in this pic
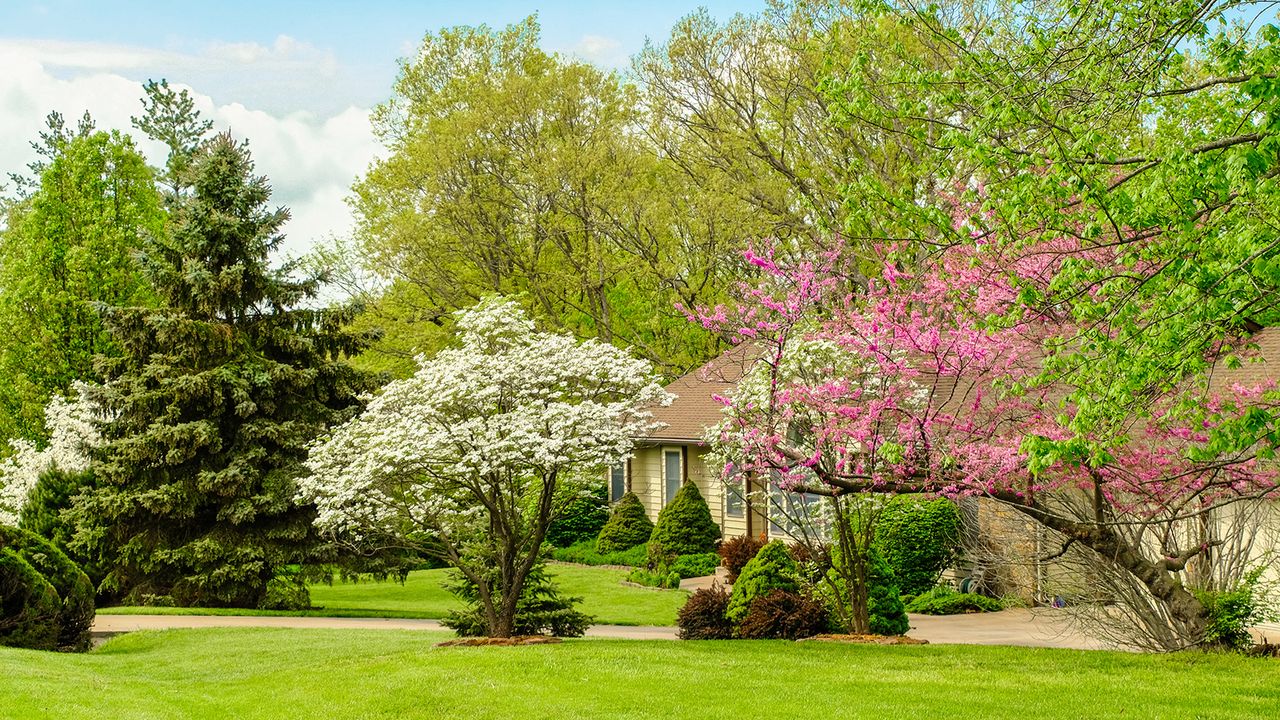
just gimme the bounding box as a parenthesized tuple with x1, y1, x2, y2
(93, 608, 1106, 648)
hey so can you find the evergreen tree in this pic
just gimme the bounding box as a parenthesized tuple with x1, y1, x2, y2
(78, 132, 377, 608)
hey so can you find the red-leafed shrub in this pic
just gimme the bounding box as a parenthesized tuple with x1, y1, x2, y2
(676, 585, 734, 640)
(736, 589, 830, 640)
(717, 535, 765, 583)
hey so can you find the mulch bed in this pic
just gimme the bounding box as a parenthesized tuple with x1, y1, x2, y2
(801, 634, 928, 645)
(435, 636, 563, 647)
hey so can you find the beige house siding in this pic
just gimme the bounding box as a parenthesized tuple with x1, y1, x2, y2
(624, 443, 752, 539)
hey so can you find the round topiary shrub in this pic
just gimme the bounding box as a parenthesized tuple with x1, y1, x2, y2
(718, 535, 765, 583)
(726, 540, 799, 624)
(649, 482, 721, 558)
(736, 589, 830, 640)
(872, 495, 961, 597)
(0, 525, 95, 651)
(596, 492, 654, 554)
(867, 548, 909, 636)
(547, 483, 609, 548)
(676, 584, 734, 640)
(0, 547, 61, 651)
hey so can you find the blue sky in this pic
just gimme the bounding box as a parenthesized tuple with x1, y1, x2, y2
(0, 1, 762, 254)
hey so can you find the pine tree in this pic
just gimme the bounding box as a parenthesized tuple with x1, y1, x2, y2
(78, 132, 377, 608)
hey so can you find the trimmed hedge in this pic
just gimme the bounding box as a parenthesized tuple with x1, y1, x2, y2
(550, 540, 647, 567)
(595, 493, 654, 554)
(547, 484, 610, 548)
(0, 547, 61, 651)
(649, 482, 721, 557)
(873, 496, 961, 596)
(904, 586, 1004, 615)
(726, 540, 798, 623)
(670, 553, 720, 579)
(0, 525, 95, 651)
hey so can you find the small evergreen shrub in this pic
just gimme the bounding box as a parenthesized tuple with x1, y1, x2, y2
(595, 493, 654, 554)
(0, 525, 94, 651)
(676, 585, 734, 640)
(547, 483, 609, 548)
(670, 553, 720, 579)
(649, 482, 720, 557)
(626, 567, 682, 589)
(718, 535, 765, 583)
(905, 586, 1004, 615)
(726, 540, 799, 623)
(867, 549, 909, 636)
(259, 574, 311, 611)
(873, 496, 961, 596)
(0, 547, 61, 651)
(442, 562, 592, 637)
(737, 589, 830, 640)
(550, 540, 648, 567)
(18, 467, 93, 561)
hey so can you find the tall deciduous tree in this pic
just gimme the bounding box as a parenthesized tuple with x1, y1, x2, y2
(0, 126, 161, 444)
(78, 132, 377, 607)
(301, 297, 670, 637)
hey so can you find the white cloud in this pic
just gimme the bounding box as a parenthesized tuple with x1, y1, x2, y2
(567, 34, 626, 68)
(0, 40, 379, 259)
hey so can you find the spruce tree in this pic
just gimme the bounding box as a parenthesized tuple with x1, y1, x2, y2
(79, 132, 377, 608)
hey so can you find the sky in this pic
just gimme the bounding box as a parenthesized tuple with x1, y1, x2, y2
(0, 0, 760, 257)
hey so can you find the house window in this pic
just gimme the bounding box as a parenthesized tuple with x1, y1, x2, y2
(609, 463, 627, 503)
(725, 474, 745, 518)
(663, 449, 683, 506)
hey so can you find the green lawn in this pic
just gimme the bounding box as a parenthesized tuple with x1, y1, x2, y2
(2, 628, 1277, 719)
(96, 564, 686, 627)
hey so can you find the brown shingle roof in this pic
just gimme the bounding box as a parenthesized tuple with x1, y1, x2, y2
(641, 343, 757, 443)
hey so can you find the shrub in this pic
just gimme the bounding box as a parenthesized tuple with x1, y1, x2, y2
(1194, 570, 1277, 651)
(259, 573, 311, 611)
(649, 482, 721, 558)
(0, 525, 94, 651)
(718, 535, 765, 583)
(0, 547, 61, 651)
(626, 567, 682, 589)
(872, 496, 961, 596)
(867, 549, 909, 636)
(787, 541, 833, 584)
(670, 553, 720, 580)
(595, 493, 654, 554)
(550, 540, 648, 567)
(726, 540, 798, 623)
(18, 467, 92, 559)
(442, 561, 592, 637)
(547, 483, 609, 548)
(677, 585, 734, 640)
(905, 586, 1004, 615)
(737, 589, 830, 640)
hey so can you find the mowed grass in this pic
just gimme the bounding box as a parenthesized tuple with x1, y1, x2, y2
(2, 628, 1277, 719)
(96, 564, 686, 626)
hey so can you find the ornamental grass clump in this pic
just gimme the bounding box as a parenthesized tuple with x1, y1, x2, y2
(596, 492, 654, 554)
(649, 482, 721, 558)
(726, 540, 798, 623)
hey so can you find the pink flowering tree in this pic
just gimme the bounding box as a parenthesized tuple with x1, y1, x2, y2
(694, 228, 1280, 647)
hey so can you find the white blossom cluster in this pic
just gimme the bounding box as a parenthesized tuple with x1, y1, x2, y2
(298, 297, 672, 540)
(0, 382, 104, 526)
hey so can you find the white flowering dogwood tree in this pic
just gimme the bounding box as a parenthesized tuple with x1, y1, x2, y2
(300, 297, 671, 637)
(0, 383, 103, 526)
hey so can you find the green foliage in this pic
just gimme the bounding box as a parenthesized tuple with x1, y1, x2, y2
(872, 496, 961, 596)
(0, 525, 94, 651)
(736, 589, 830, 640)
(866, 549, 909, 636)
(625, 567, 682, 590)
(442, 560, 592, 637)
(718, 535, 766, 583)
(550, 540, 647, 568)
(17, 468, 101, 587)
(649, 482, 721, 558)
(595, 492, 653, 554)
(676, 585, 733, 640)
(0, 127, 161, 444)
(77, 132, 378, 608)
(905, 586, 1005, 616)
(1194, 571, 1277, 651)
(546, 483, 609, 549)
(726, 540, 798, 624)
(670, 553, 719, 580)
(0, 546, 60, 651)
